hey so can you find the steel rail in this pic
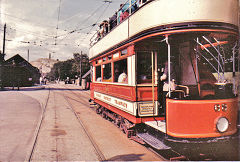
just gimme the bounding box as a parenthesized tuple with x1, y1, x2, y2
(61, 87, 106, 161)
(27, 86, 51, 162)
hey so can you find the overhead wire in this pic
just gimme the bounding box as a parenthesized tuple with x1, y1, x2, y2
(0, 12, 56, 29)
(1, 0, 123, 59)
(57, 2, 107, 44)
(74, 1, 112, 53)
(54, 0, 62, 45)
(79, 2, 111, 43)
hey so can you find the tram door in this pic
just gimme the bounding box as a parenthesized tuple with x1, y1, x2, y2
(136, 43, 169, 117)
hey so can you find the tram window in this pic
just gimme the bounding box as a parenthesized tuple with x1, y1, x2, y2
(121, 49, 128, 56)
(103, 63, 112, 82)
(137, 52, 152, 84)
(114, 59, 127, 83)
(95, 65, 101, 82)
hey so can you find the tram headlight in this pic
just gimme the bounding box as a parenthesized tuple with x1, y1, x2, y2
(216, 117, 229, 133)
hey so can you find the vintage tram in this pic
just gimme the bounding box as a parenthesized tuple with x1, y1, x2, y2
(89, 0, 239, 149)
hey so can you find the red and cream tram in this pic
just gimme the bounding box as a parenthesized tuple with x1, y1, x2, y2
(89, 0, 239, 149)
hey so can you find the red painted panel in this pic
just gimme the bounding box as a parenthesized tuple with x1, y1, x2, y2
(166, 98, 238, 138)
(137, 86, 158, 101)
(92, 83, 160, 101)
(93, 83, 136, 101)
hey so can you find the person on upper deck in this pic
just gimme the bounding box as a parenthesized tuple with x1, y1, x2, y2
(99, 20, 109, 38)
(109, 12, 117, 30)
(120, 9, 129, 22)
(117, 4, 124, 24)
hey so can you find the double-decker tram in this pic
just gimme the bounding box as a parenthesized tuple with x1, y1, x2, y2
(89, 0, 239, 150)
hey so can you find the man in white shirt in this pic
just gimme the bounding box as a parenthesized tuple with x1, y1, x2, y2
(118, 71, 127, 83)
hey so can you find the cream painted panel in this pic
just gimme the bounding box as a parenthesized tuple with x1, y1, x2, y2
(94, 91, 137, 115)
(89, 20, 129, 59)
(129, 0, 238, 36)
(127, 56, 136, 86)
(90, 0, 238, 59)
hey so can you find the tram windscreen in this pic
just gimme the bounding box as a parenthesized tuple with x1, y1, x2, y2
(169, 32, 239, 99)
(137, 51, 153, 84)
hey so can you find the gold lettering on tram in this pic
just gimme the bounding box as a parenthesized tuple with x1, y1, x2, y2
(103, 96, 111, 102)
(114, 99, 128, 109)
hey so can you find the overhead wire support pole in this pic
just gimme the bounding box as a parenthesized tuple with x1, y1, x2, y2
(0, 23, 6, 89)
(2, 23, 6, 58)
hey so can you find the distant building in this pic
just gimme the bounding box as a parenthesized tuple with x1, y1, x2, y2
(2, 54, 40, 87)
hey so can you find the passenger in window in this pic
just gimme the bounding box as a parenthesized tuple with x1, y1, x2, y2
(96, 77, 102, 82)
(118, 68, 128, 83)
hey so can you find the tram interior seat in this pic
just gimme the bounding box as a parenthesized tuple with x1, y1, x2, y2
(166, 90, 185, 100)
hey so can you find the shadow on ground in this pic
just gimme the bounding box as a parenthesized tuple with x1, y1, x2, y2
(107, 154, 145, 161)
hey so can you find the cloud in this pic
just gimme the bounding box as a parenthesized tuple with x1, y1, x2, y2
(1, 0, 126, 61)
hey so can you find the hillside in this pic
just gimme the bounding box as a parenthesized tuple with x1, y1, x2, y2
(31, 58, 58, 76)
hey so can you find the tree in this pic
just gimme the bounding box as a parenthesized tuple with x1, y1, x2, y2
(47, 53, 90, 81)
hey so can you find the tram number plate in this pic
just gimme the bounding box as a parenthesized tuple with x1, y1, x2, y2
(139, 103, 155, 115)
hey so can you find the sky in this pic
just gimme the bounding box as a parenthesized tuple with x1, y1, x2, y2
(0, 0, 126, 61)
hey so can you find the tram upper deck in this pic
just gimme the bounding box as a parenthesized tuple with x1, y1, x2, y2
(89, 0, 239, 60)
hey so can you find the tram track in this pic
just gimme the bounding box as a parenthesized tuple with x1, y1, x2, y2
(27, 84, 106, 161)
(57, 85, 106, 161)
(26, 86, 51, 162)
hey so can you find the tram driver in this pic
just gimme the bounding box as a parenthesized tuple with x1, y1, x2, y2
(159, 59, 177, 115)
(160, 60, 177, 92)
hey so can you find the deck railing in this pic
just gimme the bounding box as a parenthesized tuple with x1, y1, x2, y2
(90, 0, 151, 46)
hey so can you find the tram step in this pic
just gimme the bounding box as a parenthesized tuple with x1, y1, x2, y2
(137, 133, 170, 150)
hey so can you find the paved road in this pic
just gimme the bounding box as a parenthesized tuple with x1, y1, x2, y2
(31, 84, 163, 161)
(0, 84, 163, 161)
(0, 91, 42, 161)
